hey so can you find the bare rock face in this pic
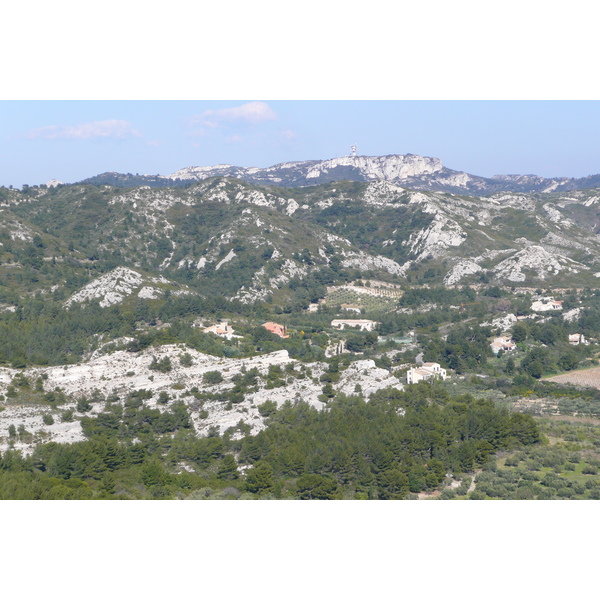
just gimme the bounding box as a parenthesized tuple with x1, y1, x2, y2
(334, 360, 403, 397)
(0, 345, 404, 455)
(163, 154, 444, 187)
(341, 252, 408, 276)
(480, 313, 518, 331)
(64, 266, 174, 308)
(563, 307, 582, 322)
(45, 179, 63, 188)
(403, 214, 467, 259)
(306, 154, 443, 181)
(444, 260, 482, 285)
(168, 164, 244, 180)
(492, 245, 588, 282)
(360, 181, 407, 206)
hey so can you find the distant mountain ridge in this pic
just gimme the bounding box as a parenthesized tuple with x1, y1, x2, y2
(78, 153, 600, 196)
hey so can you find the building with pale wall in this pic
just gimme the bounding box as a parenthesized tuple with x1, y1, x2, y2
(531, 298, 563, 312)
(491, 336, 516, 354)
(569, 333, 587, 345)
(203, 321, 239, 340)
(406, 362, 447, 384)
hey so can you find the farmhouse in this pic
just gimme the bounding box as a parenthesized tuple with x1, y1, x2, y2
(331, 319, 377, 331)
(262, 322, 289, 338)
(203, 321, 238, 340)
(490, 336, 516, 354)
(569, 333, 587, 345)
(531, 298, 563, 312)
(406, 362, 447, 384)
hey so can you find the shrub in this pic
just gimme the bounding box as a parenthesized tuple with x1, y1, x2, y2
(149, 356, 172, 373)
(468, 490, 486, 500)
(203, 371, 223, 385)
(439, 488, 457, 500)
(180, 353, 194, 367)
(61, 410, 74, 422)
(76, 398, 92, 413)
(258, 400, 278, 417)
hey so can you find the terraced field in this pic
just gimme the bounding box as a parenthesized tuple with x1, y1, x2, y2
(545, 366, 600, 389)
(324, 285, 401, 312)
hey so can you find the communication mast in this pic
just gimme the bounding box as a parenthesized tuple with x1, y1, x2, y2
(350, 144, 357, 158)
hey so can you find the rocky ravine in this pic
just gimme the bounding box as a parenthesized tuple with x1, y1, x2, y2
(0, 345, 404, 456)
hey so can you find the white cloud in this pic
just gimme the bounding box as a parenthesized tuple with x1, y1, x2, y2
(189, 101, 277, 132)
(24, 119, 141, 140)
(281, 129, 296, 140)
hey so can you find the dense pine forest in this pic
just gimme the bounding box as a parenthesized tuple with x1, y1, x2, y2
(0, 384, 541, 499)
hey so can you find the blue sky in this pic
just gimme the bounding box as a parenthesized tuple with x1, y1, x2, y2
(2, 100, 600, 187)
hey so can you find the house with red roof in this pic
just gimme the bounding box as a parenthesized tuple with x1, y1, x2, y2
(262, 322, 289, 338)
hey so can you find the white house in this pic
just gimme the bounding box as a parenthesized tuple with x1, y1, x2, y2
(406, 362, 447, 384)
(531, 298, 563, 312)
(203, 321, 238, 340)
(569, 333, 587, 345)
(490, 336, 517, 354)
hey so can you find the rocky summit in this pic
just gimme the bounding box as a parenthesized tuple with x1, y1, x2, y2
(80, 153, 600, 195)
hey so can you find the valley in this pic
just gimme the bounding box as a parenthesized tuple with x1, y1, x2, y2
(3, 155, 600, 499)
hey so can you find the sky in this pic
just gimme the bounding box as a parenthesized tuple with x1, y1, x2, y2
(3, 100, 600, 187)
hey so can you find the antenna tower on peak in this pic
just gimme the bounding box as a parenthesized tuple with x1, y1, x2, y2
(350, 144, 357, 158)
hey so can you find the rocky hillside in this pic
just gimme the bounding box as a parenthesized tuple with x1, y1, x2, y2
(0, 345, 403, 456)
(5, 176, 600, 300)
(77, 153, 600, 195)
(64, 266, 193, 308)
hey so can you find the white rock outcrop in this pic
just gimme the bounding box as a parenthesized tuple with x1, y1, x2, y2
(493, 245, 588, 282)
(334, 360, 403, 397)
(65, 267, 173, 308)
(341, 252, 408, 276)
(444, 260, 482, 285)
(480, 313, 518, 331)
(306, 154, 443, 181)
(403, 214, 466, 259)
(0, 345, 405, 455)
